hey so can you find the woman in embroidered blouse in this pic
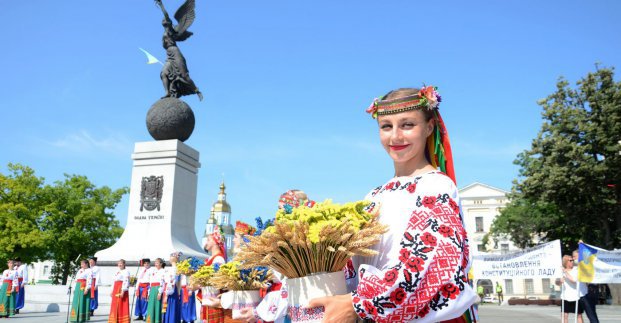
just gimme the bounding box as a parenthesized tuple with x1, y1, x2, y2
(70, 260, 92, 322)
(309, 87, 476, 323)
(146, 258, 167, 323)
(0, 260, 19, 317)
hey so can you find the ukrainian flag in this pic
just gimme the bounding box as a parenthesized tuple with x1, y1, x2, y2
(578, 242, 597, 283)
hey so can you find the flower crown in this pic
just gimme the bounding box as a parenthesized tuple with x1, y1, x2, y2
(366, 85, 441, 119)
(235, 220, 257, 236)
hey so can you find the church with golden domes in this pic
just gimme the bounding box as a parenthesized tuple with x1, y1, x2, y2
(204, 182, 235, 258)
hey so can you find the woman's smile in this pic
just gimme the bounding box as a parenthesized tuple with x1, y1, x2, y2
(389, 144, 410, 151)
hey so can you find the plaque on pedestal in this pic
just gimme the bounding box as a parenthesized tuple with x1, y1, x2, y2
(95, 139, 207, 283)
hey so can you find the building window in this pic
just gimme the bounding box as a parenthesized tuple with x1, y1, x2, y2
(477, 244, 486, 252)
(473, 200, 483, 205)
(504, 279, 513, 294)
(43, 265, 49, 276)
(501, 244, 509, 254)
(475, 217, 484, 232)
(542, 278, 551, 294)
(525, 279, 534, 294)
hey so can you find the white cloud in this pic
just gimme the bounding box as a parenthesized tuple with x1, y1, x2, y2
(47, 130, 133, 156)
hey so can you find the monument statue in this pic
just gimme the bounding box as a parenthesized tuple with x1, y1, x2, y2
(155, 0, 203, 101)
(146, 0, 203, 142)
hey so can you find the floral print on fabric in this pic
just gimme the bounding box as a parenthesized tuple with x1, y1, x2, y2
(352, 172, 475, 323)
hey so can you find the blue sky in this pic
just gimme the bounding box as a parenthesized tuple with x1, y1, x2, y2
(2, 0, 620, 240)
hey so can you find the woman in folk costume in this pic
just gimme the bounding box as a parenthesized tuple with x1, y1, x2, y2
(0, 260, 19, 318)
(108, 259, 131, 323)
(88, 256, 101, 316)
(198, 225, 227, 323)
(14, 257, 26, 315)
(70, 260, 92, 322)
(309, 86, 477, 322)
(135, 258, 154, 321)
(146, 258, 167, 323)
(180, 259, 198, 323)
(163, 252, 182, 323)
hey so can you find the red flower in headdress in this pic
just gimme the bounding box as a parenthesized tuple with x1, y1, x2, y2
(211, 225, 227, 260)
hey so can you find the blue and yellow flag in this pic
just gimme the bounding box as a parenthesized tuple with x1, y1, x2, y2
(578, 242, 621, 283)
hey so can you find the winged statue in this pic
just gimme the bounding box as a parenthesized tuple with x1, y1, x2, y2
(155, 0, 203, 101)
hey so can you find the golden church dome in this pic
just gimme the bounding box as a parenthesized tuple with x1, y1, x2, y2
(211, 182, 231, 213)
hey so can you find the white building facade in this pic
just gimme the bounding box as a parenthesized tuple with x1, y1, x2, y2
(460, 182, 558, 300)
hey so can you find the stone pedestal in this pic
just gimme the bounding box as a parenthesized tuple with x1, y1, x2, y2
(95, 139, 207, 283)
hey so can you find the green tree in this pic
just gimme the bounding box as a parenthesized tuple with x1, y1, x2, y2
(0, 164, 49, 265)
(42, 174, 127, 284)
(492, 66, 621, 251)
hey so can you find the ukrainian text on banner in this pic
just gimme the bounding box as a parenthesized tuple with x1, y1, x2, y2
(578, 242, 621, 283)
(472, 240, 562, 279)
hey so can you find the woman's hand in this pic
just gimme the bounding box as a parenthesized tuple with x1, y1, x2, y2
(238, 308, 257, 323)
(157, 293, 161, 301)
(207, 296, 222, 308)
(83, 289, 88, 296)
(308, 294, 358, 323)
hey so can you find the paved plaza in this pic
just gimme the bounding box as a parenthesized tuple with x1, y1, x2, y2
(4, 305, 621, 322)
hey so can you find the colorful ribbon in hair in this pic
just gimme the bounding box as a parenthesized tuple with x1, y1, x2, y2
(367, 85, 456, 185)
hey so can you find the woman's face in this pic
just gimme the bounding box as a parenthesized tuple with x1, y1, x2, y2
(204, 235, 216, 250)
(378, 110, 433, 165)
(233, 233, 243, 251)
(81, 261, 88, 269)
(155, 259, 162, 269)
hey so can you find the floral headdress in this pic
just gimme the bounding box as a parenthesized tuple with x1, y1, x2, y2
(279, 190, 302, 208)
(235, 221, 257, 236)
(210, 225, 227, 260)
(365, 85, 456, 184)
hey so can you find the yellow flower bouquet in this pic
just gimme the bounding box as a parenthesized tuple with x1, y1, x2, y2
(235, 199, 387, 323)
(211, 261, 272, 320)
(189, 264, 218, 290)
(236, 200, 386, 278)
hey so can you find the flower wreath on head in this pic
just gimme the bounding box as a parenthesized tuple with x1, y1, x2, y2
(211, 225, 227, 261)
(365, 85, 456, 184)
(235, 221, 257, 243)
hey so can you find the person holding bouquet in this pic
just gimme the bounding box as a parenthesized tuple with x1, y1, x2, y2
(70, 260, 92, 322)
(198, 226, 227, 323)
(108, 259, 130, 323)
(145, 258, 167, 323)
(309, 86, 477, 322)
(163, 252, 182, 323)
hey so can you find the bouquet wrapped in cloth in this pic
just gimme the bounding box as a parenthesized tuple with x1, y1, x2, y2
(236, 200, 387, 323)
(189, 263, 220, 306)
(210, 261, 272, 320)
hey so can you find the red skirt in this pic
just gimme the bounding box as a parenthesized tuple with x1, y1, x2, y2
(108, 281, 130, 323)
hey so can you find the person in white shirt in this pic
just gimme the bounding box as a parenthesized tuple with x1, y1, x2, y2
(14, 257, 27, 314)
(108, 259, 130, 323)
(163, 252, 182, 323)
(134, 258, 153, 321)
(561, 255, 585, 323)
(145, 258, 167, 323)
(88, 256, 101, 316)
(70, 260, 92, 322)
(0, 259, 19, 317)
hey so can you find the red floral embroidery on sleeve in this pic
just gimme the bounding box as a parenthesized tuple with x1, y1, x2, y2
(421, 196, 436, 208)
(352, 187, 470, 322)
